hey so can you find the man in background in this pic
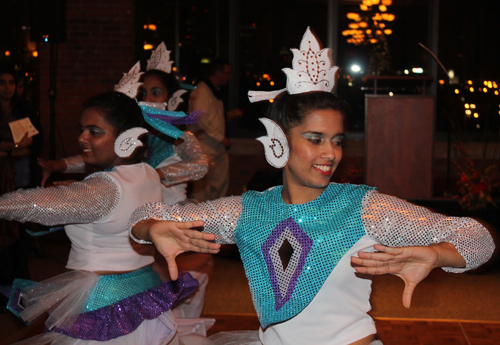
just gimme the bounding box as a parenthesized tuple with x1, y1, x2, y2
(188, 58, 231, 202)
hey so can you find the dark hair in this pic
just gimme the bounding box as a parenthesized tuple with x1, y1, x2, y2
(207, 57, 230, 76)
(267, 91, 350, 135)
(83, 91, 144, 134)
(138, 69, 180, 100)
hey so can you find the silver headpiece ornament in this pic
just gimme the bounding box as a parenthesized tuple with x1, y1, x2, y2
(113, 61, 143, 98)
(248, 27, 339, 103)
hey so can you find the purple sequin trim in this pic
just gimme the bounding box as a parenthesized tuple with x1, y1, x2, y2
(146, 110, 202, 125)
(52, 272, 198, 341)
(262, 217, 313, 311)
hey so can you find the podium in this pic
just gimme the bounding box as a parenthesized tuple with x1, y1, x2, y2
(364, 94, 435, 199)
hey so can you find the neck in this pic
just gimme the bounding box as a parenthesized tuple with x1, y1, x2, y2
(1, 98, 11, 114)
(281, 172, 325, 205)
(207, 75, 219, 89)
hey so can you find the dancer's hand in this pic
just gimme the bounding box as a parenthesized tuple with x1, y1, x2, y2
(351, 243, 464, 308)
(38, 158, 67, 187)
(134, 219, 220, 280)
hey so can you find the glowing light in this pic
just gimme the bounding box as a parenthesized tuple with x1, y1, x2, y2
(386, 14, 395, 21)
(5, 51, 10, 57)
(465, 103, 470, 109)
(348, 81, 353, 87)
(465, 110, 471, 115)
(366, 29, 372, 34)
(351, 64, 361, 72)
(376, 30, 382, 35)
(389, 91, 394, 97)
(172, 67, 177, 71)
(404, 69, 409, 75)
(483, 87, 487, 92)
(143, 44, 154, 50)
(359, 22, 368, 28)
(469, 87, 474, 92)
(362, 0, 372, 5)
(270, 81, 275, 86)
(495, 91, 499, 95)
(370, 38, 378, 44)
(32, 51, 38, 57)
(412, 67, 424, 74)
(439, 80, 445, 85)
(372, 0, 380, 4)
(448, 69, 455, 79)
(263, 74, 270, 80)
(381, 0, 392, 4)
(379, 5, 387, 11)
(471, 104, 476, 109)
(494, 82, 498, 88)
(256, 82, 261, 86)
(454, 89, 459, 94)
(384, 29, 392, 35)
(347, 13, 360, 20)
(143, 25, 148, 29)
(488, 81, 492, 88)
(467, 80, 473, 85)
(201, 58, 210, 64)
(269, 99, 274, 103)
(360, 4, 369, 10)
(473, 113, 479, 118)
(349, 23, 359, 29)
(476, 124, 481, 129)
(379, 23, 386, 28)
(148, 24, 157, 31)
(483, 80, 488, 86)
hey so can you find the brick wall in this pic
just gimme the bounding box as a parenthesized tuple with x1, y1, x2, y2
(37, 0, 136, 158)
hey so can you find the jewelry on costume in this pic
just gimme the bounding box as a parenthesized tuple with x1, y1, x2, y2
(114, 61, 143, 98)
(147, 42, 173, 74)
(256, 118, 289, 169)
(114, 127, 148, 158)
(248, 27, 339, 103)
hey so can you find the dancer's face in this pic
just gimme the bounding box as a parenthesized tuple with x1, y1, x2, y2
(283, 108, 344, 200)
(0, 73, 16, 101)
(78, 108, 124, 169)
(138, 74, 169, 103)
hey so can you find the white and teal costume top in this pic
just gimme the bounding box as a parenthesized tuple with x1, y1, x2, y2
(129, 183, 495, 345)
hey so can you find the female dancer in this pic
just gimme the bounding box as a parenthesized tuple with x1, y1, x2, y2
(1, 87, 198, 344)
(127, 28, 495, 345)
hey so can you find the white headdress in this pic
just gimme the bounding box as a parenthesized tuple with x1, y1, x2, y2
(251, 27, 339, 168)
(146, 42, 174, 74)
(114, 61, 143, 98)
(248, 27, 339, 103)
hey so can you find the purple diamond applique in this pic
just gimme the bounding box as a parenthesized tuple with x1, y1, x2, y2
(262, 217, 313, 311)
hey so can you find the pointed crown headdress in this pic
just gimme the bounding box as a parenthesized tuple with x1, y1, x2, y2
(248, 27, 339, 103)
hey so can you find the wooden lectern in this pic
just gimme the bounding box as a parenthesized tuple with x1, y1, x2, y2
(365, 94, 435, 199)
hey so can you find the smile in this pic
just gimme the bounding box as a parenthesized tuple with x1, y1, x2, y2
(313, 164, 332, 175)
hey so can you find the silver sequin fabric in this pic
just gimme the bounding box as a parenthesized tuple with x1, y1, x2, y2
(128, 196, 242, 244)
(157, 132, 209, 186)
(0, 173, 119, 226)
(361, 190, 495, 272)
(63, 154, 86, 173)
(129, 188, 494, 272)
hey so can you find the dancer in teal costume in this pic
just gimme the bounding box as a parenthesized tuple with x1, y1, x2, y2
(127, 28, 495, 345)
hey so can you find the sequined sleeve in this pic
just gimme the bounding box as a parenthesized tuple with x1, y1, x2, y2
(128, 196, 242, 244)
(0, 173, 119, 226)
(361, 190, 495, 272)
(63, 154, 86, 173)
(156, 132, 209, 186)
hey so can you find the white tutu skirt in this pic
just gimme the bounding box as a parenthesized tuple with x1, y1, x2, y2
(8, 267, 206, 345)
(200, 331, 384, 345)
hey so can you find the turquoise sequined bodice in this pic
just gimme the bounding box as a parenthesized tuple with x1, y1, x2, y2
(235, 183, 375, 328)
